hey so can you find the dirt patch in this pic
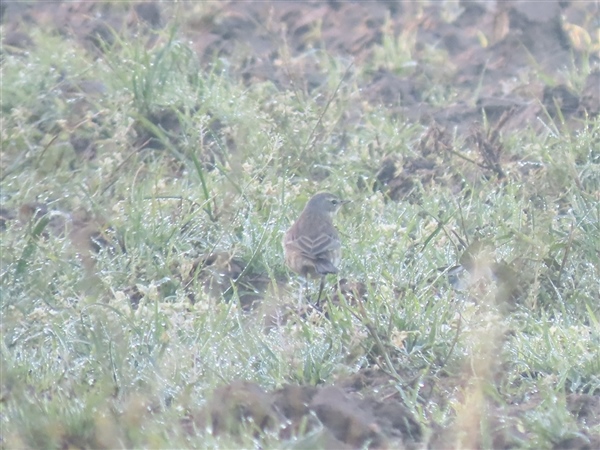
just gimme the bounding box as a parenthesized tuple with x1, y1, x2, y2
(2, 201, 118, 274)
(3, 1, 598, 137)
(186, 375, 422, 449)
(185, 368, 600, 449)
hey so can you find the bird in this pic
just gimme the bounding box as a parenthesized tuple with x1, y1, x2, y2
(283, 192, 349, 304)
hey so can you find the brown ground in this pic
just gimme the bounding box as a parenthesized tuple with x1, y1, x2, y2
(2, 1, 599, 448)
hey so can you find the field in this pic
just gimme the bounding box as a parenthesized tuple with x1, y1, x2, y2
(1, 1, 599, 448)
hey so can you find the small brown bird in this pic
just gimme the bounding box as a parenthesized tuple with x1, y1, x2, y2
(283, 192, 349, 304)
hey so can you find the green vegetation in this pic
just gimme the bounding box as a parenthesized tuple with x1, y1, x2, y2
(1, 7, 599, 449)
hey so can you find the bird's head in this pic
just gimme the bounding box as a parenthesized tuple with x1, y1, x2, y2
(304, 192, 349, 217)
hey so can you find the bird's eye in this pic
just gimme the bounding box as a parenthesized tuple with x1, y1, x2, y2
(331, 199, 338, 205)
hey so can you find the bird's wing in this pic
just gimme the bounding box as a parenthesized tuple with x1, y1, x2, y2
(286, 232, 340, 259)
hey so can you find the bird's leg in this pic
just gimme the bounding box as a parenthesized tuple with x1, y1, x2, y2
(316, 276, 326, 305)
(304, 276, 311, 302)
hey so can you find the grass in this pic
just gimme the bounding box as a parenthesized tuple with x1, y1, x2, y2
(1, 7, 600, 449)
